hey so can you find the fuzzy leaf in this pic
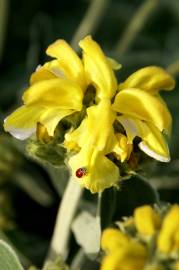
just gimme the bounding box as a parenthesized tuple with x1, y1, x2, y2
(72, 211, 101, 258)
(0, 240, 24, 270)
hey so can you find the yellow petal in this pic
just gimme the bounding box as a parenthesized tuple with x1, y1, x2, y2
(39, 107, 74, 136)
(113, 88, 172, 134)
(30, 60, 64, 85)
(30, 67, 55, 85)
(4, 104, 74, 139)
(117, 116, 138, 144)
(118, 116, 170, 162)
(4, 105, 44, 139)
(101, 228, 129, 252)
(64, 118, 87, 151)
(66, 99, 116, 152)
(79, 35, 118, 99)
(119, 66, 175, 94)
(173, 229, 179, 251)
(46, 39, 86, 90)
(112, 133, 132, 162)
(107, 57, 122, 70)
(23, 78, 83, 111)
(157, 205, 179, 253)
(100, 251, 122, 270)
(69, 147, 119, 193)
(138, 123, 170, 162)
(101, 241, 147, 270)
(134, 205, 161, 236)
(67, 100, 119, 193)
(36, 123, 53, 143)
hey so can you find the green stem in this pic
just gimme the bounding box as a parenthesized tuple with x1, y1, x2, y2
(43, 177, 83, 267)
(114, 0, 159, 57)
(71, 0, 109, 51)
(70, 248, 85, 270)
(0, 0, 8, 62)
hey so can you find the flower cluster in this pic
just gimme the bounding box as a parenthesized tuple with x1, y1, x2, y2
(4, 36, 175, 193)
(101, 204, 179, 270)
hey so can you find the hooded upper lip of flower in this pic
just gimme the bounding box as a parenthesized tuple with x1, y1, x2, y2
(4, 38, 87, 140)
(112, 64, 175, 163)
(4, 35, 175, 193)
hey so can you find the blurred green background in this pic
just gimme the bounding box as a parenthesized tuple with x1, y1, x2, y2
(0, 0, 179, 268)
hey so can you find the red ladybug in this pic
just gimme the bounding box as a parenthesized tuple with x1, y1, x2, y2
(76, 167, 87, 178)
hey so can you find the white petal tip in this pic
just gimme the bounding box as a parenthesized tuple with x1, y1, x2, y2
(139, 142, 170, 163)
(5, 127, 35, 140)
(36, 65, 42, 71)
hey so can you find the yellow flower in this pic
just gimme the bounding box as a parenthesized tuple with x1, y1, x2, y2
(64, 38, 175, 192)
(112, 66, 175, 163)
(3, 35, 175, 193)
(4, 39, 86, 139)
(101, 228, 148, 270)
(101, 205, 179, 270)
(157, 205, 179, 254)
(134, 205, 161, 236)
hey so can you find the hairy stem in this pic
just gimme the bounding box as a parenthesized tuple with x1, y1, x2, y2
(114, 0, 159, 57)
(71, 0, 109, 51)
(44, 178, 83, 267)
(70, 248, 85, 270)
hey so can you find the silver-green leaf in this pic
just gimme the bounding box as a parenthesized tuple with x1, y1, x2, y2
(72, 211, 101, 257)
(0, 240, 24, 270)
